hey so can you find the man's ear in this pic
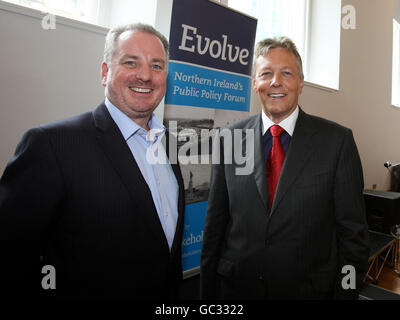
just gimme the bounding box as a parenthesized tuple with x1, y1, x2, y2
(101, 62, 109, 87)
(252, 77, 258, 93)
(298, 78, 304, 95)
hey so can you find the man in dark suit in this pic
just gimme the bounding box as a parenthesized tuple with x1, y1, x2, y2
(200, 37, 369, 300)
(0, 23, 185, 300)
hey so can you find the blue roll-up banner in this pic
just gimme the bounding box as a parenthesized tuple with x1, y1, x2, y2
(164, 0, 257, 277)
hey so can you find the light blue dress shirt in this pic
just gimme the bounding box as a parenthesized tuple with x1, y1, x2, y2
(105, 98, 179, 250)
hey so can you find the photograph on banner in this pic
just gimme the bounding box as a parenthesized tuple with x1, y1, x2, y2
(164, 0, 257, 275)
(164, 106, 249, 204)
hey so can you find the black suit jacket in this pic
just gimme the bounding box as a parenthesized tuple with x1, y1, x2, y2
(0, 102, 185, 300)
(200, 108, 369, 300)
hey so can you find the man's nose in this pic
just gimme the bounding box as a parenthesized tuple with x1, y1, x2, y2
(271, 73, 282, 87)
(136, 65, 152, 81)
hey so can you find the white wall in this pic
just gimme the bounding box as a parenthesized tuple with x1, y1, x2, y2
(0, 2, 107, 173)
(298, 0, 398, 191)
(154, 0, 174, 123)
(105, 0, 157, 28)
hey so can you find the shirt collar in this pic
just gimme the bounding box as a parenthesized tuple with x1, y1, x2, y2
(261, 105, 299, 136)
(104, 98, 165, 141)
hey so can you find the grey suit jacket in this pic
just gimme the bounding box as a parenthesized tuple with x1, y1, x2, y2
(200, 108, 369, 300)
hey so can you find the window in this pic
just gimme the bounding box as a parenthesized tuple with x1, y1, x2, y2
(228, 0, 342, 90)
(393, 18, 400, 107)
(306, 0, 341, 90)
(0, 0, 157, 28)
(1, 0, 99, 24)
(228, 0, 308, 66)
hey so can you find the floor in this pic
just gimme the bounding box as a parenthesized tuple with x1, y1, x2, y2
(364, 238, 400, 295)
(365, 263, 400, 295)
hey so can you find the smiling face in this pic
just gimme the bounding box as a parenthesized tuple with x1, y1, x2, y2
(101, 30, 167, 129)
(252, 47, 304, 123)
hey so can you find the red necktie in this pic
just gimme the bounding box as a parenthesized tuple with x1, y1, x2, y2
(267, 125, 285, 209)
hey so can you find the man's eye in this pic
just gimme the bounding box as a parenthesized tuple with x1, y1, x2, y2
(259, 72, 271, 77)
(283, 71, 292, 76)
(152, 64, 163, 70)
(124, 61, 136, 66)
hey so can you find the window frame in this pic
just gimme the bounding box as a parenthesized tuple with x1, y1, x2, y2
(392, 18, 400, 108)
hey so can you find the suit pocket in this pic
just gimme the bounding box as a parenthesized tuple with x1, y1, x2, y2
(217, 258, 234, 277)
(216, 259, 236, 299)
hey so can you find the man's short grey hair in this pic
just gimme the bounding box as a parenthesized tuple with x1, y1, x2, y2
(103, 23, 169, 65)
(252, 36, 304, 79)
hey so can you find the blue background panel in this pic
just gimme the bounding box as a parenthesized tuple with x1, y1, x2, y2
(181, 201, 208, 271)
(165, 61, 251, 112)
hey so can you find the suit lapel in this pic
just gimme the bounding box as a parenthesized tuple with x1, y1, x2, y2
(250, 114, 270, 212)
(170, 162, 185, 258)
(92, 103, 169, 251)
(271, 108, 318, 213)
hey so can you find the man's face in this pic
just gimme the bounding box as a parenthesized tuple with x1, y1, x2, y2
(252, 47, 304, 123)
(101, 30, 167, 124)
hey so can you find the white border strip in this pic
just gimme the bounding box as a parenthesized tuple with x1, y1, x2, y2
(183, 266, 200, 279)
(169, 59, 252, 79)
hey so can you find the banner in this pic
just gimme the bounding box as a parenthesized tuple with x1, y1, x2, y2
(164, 0, 257, 277)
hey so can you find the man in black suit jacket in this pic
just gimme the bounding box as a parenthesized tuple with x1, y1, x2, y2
(0, 23, 185, 300)
(200, 37, 369, 300)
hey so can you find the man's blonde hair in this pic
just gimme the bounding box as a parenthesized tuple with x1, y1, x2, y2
(253, 37, 304, 79)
